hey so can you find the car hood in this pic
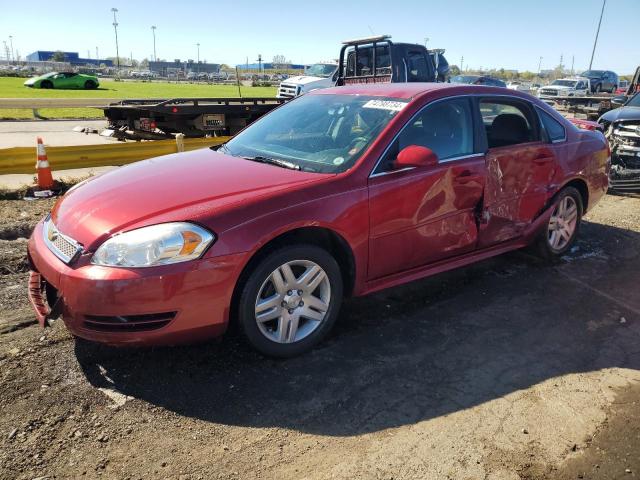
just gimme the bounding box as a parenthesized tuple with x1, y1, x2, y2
(51, 148, 331, 250)
(543, 85, 574, 91)
(23, 78, 37, 85)
(282, 75, 330, 86)
(600, 106, 640, 123)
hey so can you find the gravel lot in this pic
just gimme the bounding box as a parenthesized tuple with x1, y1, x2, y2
(0, 193, 639, 480)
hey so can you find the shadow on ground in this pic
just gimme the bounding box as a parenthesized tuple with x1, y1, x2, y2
(75, 221, 640, 436)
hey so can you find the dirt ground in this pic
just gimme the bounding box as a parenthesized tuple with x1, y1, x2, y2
(0, 192, 639, 480)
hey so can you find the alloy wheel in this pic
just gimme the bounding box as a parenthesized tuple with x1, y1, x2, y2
(254, 260, 331, 344)
(547, 196, 578, 252)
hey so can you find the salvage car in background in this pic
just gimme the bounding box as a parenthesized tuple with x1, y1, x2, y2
(580, 69, 619, 93)
(28, 84, 609, 357)
(599, 92, 640, 191)
(538, 78, 590, 98)
(24, 72, 99, 89)
(450, 74, 506, 87)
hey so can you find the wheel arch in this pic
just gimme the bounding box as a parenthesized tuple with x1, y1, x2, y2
(561, 177, 589, 212)
(229, 226, 357, 327)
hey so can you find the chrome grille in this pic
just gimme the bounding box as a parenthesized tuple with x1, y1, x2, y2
(277, 83, 299, 99)
(43, 216, 83, 264)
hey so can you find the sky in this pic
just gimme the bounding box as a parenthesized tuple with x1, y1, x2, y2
(1, 0, 638, 74)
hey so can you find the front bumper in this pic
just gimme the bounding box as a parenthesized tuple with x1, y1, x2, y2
(27, 220, 246, 346)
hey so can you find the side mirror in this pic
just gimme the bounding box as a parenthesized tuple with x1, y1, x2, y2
(395, 145, 438, 169)
(611, 95, 628, 106)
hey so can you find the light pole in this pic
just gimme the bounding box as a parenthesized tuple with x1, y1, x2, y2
(589, 0, 606, 70)
(96, 46, 99, 60)
(111, 8, 120, 70)
(8, 35, 14, 63)
(151, 26, 157, 62)
(537, 56, 543, 76)
(196, 43, 200, 74)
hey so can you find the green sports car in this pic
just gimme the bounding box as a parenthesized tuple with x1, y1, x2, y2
(24, 72, 99, 89)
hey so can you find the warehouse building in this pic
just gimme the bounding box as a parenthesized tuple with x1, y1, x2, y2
(25, 51, 113, 67)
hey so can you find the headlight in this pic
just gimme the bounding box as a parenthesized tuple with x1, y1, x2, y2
(91, 222, 214, 268)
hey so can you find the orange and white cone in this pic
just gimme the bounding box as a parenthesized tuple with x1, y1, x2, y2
(36, 137, 54, 190)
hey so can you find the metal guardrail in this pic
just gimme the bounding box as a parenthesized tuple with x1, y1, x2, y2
(0, 98, 119, 109)
(0, 136, 229, 174)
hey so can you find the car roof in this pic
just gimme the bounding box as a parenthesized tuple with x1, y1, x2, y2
(313, 82, 518, 100)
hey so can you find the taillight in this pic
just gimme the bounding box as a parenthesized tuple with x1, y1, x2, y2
(150, 121, 157, 130)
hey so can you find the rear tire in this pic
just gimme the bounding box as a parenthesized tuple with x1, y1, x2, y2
(84, 80, 96, 89)
(236, 245, 343, 358)
(534, 187, 583, 261)
(595, 83, 602, 94)
(41, 80, 53, 89)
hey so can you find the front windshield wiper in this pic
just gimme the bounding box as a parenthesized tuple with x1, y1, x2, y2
(241, 155, 301, 171)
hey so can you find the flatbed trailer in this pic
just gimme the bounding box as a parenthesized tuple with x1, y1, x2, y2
(101, 97, 286, 140)
(540, 94, 615, 120)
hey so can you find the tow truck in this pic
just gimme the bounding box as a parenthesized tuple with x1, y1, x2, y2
(101, 36, 450, 140)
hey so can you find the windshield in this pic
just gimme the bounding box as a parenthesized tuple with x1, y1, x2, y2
(304, 64, 336, 78)
(626, 93, 640, 107)
(581, 70, 604, 77)
(552, 80, 577, 87)
(451, 75, 478, 84)
(221, 94, 407, 173)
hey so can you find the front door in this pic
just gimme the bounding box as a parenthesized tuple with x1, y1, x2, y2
(476, 98, 557, 247)
(368, 97, 485, 280)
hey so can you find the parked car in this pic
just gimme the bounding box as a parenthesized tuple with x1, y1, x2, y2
(24, 72, 99, 89)
(538, 77, 591, 98)
(598, 92, 640, 191)
(277, 62, 339, 99)
(507, 81, 532, 92)
(579, 70, 619, 93)
(28, 83, 609, 357)
(450, 75, 506, 87)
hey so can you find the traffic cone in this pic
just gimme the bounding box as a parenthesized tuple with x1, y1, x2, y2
(36, 137, 54, 189)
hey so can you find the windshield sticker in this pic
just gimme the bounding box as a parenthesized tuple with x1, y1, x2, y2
(363, 100, 407, 112)
(333, 157, 345, 166)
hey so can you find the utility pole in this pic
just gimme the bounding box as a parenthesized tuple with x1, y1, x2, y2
(151, 26, 157, 62)
(589, 0, 606, 70)
(257, 54, 262, 75)
(460, 55, 464, 73)
(2, 41, 9, 63)
(538, 56, 543, 75)
(571, 55, 575, 75)
(96, 46, 99, 60)
(424, 37, 429, 49)
(111, 8, 120, 70)
(9, 36, 14, 63)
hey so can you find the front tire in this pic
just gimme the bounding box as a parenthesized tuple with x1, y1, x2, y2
(237, 245, 343, 357)
(534, 187, 583, 261)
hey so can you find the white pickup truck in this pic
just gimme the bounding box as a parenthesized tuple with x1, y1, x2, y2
(538, 77, 591, 98)
(276, 62, 338, 99)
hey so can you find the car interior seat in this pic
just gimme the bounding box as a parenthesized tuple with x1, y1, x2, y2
(489, 113, 530, 148)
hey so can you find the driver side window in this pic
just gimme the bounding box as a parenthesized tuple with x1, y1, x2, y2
(374, 98, 475, 173)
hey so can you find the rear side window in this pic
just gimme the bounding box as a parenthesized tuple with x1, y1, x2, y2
(538, 108, 566, 142)
(480, 100, 537, 148)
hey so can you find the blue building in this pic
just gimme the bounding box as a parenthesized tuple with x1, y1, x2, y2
(26, 51, 113, 67)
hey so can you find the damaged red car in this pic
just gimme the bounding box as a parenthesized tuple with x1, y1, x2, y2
(27, 83, 610, 357)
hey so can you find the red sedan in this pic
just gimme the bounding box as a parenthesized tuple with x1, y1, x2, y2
(27, 83, 610, 357)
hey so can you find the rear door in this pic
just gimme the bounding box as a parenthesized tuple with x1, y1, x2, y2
(367, 97, 485, 279)
(476, 97, 557, 247)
